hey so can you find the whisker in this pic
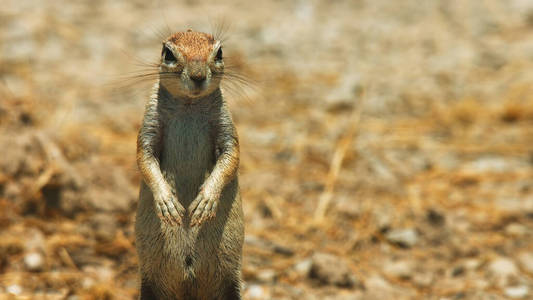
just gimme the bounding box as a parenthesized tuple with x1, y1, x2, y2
(216, 68, 259, 104)
(152, 0, 174, 40)
(104, 70, 180, 97)
(209, 16, 232, 43)
(146, 24, 169, 42)
(118, 48, 160, 68)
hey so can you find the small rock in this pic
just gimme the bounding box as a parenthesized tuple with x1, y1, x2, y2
(385, 228, 419, 248)
(365, 274, 392, 290)
(246, 284, 265, 299)
(488, 257, 519, 287)
(6, 284, 22, 295)
(82, 277, 95, 289)
(518, 252, 533, 274)
(464, 156, 516, 173)
(24, 251, 44, 272)
(412, 272, 433, 288)
(294, 258, 312, 276)
(505, 223, 528, 237)
(335, 196, 361, 219)
(505, 286, 529, 299)
(383, 260, 414, 280)
(323, 74, 360, 113)
(309, 252, 359, 288)
(464, 258, 481, 271)
(24, 228, 45, 251)
(256, 269, 276, 283)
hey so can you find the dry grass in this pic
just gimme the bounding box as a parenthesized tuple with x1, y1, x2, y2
(0, 0, 533, 299)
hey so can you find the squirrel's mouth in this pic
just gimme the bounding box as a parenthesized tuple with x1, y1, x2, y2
(184, 86, 210, 99)
(191, 88, 203, 94)
(187, 80, 209, 95)
(187, 88, 204, 98)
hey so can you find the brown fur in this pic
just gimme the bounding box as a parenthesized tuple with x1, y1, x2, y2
(135, 30, 243, 300)
(168, 31, 215, 61)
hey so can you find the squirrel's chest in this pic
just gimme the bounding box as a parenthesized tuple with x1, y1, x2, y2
(160, 115, 215, 172)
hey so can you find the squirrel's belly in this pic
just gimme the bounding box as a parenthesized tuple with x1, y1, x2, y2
(136, 197, 202, 279)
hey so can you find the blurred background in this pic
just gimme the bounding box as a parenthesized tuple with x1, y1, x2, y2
(1, 0, 533, 299)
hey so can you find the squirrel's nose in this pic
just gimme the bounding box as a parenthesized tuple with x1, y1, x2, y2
(188, 62, 206, 84)
(190, 73, 206, 84)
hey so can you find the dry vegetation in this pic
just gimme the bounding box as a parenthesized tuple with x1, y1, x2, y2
(1, 0, 533, 299)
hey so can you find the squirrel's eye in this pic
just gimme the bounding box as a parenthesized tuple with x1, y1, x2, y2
(215, 47, 223, 62)
(162, 46, 177, 64)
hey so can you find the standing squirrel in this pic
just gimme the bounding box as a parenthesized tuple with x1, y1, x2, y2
(135, 29, 244, 300)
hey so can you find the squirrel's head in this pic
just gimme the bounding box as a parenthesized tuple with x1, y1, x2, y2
(159, 30, 223, 100)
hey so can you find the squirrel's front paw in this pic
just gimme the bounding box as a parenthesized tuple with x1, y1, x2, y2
(189, 187, 219, 227)
(154, 189, 185, 226)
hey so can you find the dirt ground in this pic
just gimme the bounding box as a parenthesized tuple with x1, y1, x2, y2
(1, 0, 533, 299)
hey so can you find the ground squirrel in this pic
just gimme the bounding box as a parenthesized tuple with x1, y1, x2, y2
(135, 29, 244, 300)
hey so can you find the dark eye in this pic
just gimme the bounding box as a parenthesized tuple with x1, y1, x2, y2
(215, 47, 223, 62)
(162, 46, 177, 63)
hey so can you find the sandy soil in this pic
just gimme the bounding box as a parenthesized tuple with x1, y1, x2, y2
(1, 0, 533, 299)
